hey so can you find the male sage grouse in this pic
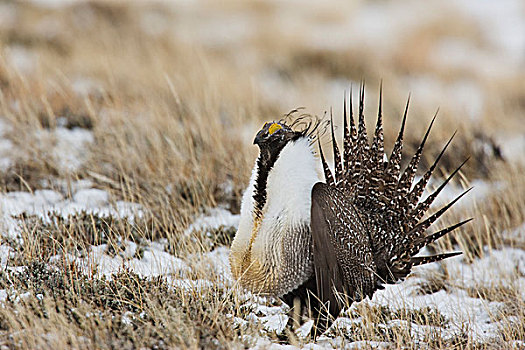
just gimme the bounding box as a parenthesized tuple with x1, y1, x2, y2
(229, 86, 470, 335)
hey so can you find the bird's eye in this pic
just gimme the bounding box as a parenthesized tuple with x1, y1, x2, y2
(268, 123, 282, 135)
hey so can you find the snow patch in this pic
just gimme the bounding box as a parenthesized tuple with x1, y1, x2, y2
(0, 290, 7, 304)
(0, 119, 14, 171)
(368, 248, 525, 343)
(185, 207, 239, 235)
(71, 77, 103, 97)
(73, 188, 109, 207)
(0, 186, 140, 222)
(67, 242, 189, 279)
(0, 183, 143, 243)
(52, 127, 94, 172)
(496, 133, 525, 164)
(0, 245, 13, 267)
(4, 46, 37, 73)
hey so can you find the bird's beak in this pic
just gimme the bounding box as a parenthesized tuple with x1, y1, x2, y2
(253, 130, 265, 145)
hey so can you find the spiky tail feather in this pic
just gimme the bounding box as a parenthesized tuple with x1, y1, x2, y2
(320, 85, 470, 285)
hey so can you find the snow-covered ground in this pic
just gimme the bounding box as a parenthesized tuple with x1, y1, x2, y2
(0, 181, 522, 348)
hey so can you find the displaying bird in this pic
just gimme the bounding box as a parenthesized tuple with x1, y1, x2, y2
(229, 86, 471, 335)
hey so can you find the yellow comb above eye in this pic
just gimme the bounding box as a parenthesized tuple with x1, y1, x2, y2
(268, 123, 282, 135)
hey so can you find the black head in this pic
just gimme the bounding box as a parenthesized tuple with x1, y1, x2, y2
(253, 122, 301, 151)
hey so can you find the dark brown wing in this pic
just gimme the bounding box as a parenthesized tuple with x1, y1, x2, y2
(310, 182, 377, 331)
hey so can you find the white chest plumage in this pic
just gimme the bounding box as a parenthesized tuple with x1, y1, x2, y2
(230, 137, 321, 296)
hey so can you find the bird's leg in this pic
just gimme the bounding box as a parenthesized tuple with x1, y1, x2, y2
(292, 297, 302, 329)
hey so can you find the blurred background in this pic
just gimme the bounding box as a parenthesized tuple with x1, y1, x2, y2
(0, 0, 523, 217)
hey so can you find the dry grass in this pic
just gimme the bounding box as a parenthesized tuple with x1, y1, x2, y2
(0, 261, 256, 349)
(0, 1, 524, 348)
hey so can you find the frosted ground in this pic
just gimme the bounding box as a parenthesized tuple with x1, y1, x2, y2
(0, 172, 524, 348)
(0, 177, 524, 348)
(0, 0, 524, 348)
